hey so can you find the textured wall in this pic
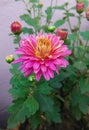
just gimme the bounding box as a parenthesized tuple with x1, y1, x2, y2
(0, 0, 89, 127)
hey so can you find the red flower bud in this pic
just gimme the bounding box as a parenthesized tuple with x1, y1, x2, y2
(5, 55, 15, 64)
(11, 21, 22, 35)
(76, 2, 84, 14)
(56, 29, 68, 40)
(86, 7, 89, 20)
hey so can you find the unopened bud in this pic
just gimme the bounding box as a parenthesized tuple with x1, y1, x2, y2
(11, 21, 22, 35)
(48, 26, 56, 32)
(28, 75, 36, 82)
(76, 2, 84, 14)
(38, 2, 43, 8)
(56, 29, 68, 40)
(5, 55, 15, 64)
(86, 7, 89, 20)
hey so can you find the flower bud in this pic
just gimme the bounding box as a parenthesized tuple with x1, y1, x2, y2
(56, 29, 68, 40)
(86, 7, 89, 20)
(5, 55, 15, 64)
(38, 2, 43, 8)
(76, 2, 84, 14)
(28, 75, 36, 82)
(48, 26, 56, 32)
(11, 21, 22, 35)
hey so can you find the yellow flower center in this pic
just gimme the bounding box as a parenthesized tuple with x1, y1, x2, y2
(35, 37, 52, 59)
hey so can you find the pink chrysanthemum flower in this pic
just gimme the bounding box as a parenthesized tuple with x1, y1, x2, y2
(13, 33, 71, 81)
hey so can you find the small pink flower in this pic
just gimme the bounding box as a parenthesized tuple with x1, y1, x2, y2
(76, 2, 84, 14)
(12, 33, 71, 81)
(56, 29, 68, 40)
(11, 21, 22, 34)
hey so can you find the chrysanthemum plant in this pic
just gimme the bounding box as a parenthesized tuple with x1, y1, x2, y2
(7, 0, 89, 129)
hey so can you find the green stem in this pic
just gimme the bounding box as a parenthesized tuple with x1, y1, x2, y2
(33, 4, 36, 18)
(65, 5, 72, 32)
(23, 0, 31, 14)
(86, 39, 89, 46)
(52, 0, 58, 17)
(37, 6, 42, 32)
(67, 17, 72, 32)
(76, 14, 82, 46)
(65, 5, 74, 48)
(46, 0, 58, 26)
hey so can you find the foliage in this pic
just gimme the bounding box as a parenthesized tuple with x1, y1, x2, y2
(7, 0, 89, 129)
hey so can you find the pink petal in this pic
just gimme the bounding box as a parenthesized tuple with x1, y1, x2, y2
(25, 61, 33, 68)
(48, 63, 58, 72)
(60, 59, 69, 67)
(43, 71, 50, 80)
(30, 36, 36, 46)
(15, 49, 25, 54)
(11, 58, 23, 64)
(34, 67, 40, 74)
(53, 59, 61, 64)
(53, 58, 69, 68)
(21, 67, 28, 73)
(33, 62, 40, 70)
(24, 68, 33, 77)
(36, 71, 42, 81)
(41, 64, 47, 72)
(48, 69, 54, 78)
(21, 55, 31, 60)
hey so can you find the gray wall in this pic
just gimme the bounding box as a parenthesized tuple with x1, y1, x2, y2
(0, 0, 89, 125)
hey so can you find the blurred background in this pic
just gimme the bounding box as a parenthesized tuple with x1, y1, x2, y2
(0, 0, 89, 128)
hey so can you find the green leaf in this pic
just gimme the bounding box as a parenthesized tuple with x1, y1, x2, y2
(71, 88, 89, 117)
(48, 74, 62, 89)
(30, 113, 42, 130)
(36, 82, 52, 95)
(8, 87, 29, 98)
(7, 99, 26, 128)
(83, 1, 89, 11)
(29, 0, 38, 2)
(7, 97, 39, 128)
(10, 64, 31, 88)
(68, 33, 77, 42)
(54, 19, 65, 28)
(35, 93, 61, 123)
(53, 5, 65, 10)
(45, 7, 52, 22)
(80, 31, 89, 41)
(22, 27, 34, 34)
(36, 94, 54, 112)
(46, 106, 61, 123)
(79, 78, 89, 94)
(79, 95, 89, 114)
(71, 107, 82, 120)
(25, 97, 39, 117)
(20, 14, 40, 30)
(7, 99, 25, 113)
(71, 88, 80, 107)
(73, 61, 87, 70)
